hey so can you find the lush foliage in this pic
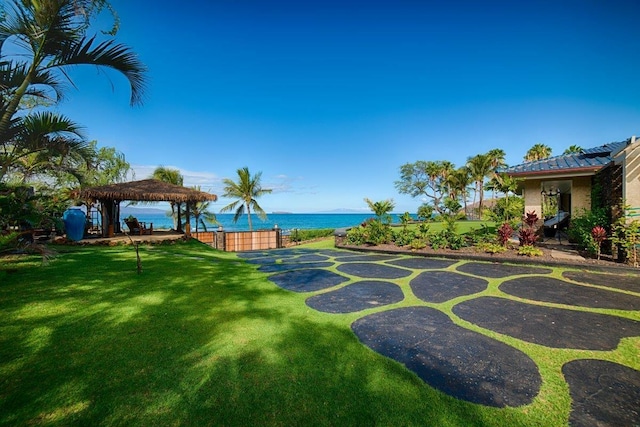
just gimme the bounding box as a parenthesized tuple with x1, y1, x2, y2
(567, 207, 610, 255)
(518, 245, 543, 257)
(288, 228, 334, 243)
(591, 225, 607, 260)
(611, 206, 640, 267)
(518, 211, 539, 247)
(497, 222, 514, 247)
(0, 0, 147, 182)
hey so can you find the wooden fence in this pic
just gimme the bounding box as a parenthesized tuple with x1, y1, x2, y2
(192, 229, 282, 252)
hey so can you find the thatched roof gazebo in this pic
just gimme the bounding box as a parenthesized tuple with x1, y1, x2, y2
(76, 179, 218, 237)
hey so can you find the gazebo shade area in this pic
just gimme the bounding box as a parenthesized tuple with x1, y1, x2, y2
(76, 179, 217, 237)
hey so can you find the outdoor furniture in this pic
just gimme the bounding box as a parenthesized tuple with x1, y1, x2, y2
(125, 218, 153, 235)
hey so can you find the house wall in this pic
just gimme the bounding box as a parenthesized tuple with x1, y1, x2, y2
(571, 176, 592, 216)
(522, 176, 593, 218)
(623, 142, 640, 215)
(523, 180, 543, 217)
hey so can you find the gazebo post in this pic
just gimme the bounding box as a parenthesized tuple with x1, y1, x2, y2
(185, 202, 191, 236)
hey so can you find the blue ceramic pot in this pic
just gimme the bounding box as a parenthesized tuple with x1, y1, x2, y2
(63, 208, 85, 241)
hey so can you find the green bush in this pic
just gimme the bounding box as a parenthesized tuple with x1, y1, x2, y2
(393, 228, 416, 246)
(345, 220, 393, 246)
(289, 228, 334, 243)
(518, 245, 543, 257)
(476, 242, 507, 254)
(567, 207, 609, 254)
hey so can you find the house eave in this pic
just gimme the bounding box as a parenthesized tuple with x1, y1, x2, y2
(506, 166, 605, 180)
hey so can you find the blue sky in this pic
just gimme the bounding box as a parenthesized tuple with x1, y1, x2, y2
(56, 0, 640, 212)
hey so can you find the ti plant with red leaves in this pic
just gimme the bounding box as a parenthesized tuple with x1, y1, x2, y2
(591, 225, 607, 260)
(519, 211, 539, 247)
(497, 222, 514, 247)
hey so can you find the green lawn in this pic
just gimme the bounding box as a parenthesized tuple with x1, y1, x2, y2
(0, 239, 637, 426)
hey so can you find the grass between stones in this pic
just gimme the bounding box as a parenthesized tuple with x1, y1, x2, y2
(0, 238, 638, 426)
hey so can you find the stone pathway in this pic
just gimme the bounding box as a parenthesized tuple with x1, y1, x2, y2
(237, 248, 640, 425)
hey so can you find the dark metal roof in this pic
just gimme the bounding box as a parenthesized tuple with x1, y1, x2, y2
(503, 140, 629, 176)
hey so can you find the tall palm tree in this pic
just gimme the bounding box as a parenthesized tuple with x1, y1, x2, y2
(446, 166, 472, 217)
(0, 0, 147, 140)
(466, 153, 493, 219)
(151, 166, 184, 232)
(485, 148, 507, 200)
(563, 145, 584, 155)
(364, 198, 395, 224)
(220, 167, 272, 231)
(524, 144, 552, 162)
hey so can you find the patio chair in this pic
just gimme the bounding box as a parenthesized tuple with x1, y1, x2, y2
(125, 218, 153, 235)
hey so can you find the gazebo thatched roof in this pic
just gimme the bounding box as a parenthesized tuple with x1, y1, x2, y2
(77, 179, 218, 203)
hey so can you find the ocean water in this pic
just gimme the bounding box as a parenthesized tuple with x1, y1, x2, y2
(125, 212, 414, 233)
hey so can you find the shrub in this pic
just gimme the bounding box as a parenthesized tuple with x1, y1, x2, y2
(611, 205, 640, 267)
(289, 228, 334, 243)
(476, 242, 507, 254)
(410, 238, 427, 250)
(591, 225, 607, 260)
(567, 207, 609, 254)
(345, 226, 366, 246)
(518, 211, 539, 246)
(518, 245, 543, 257)
(393, 228, 416, 246)
(497, 222, 514, 247)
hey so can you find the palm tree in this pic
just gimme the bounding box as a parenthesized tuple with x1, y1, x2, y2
(364, 198, 395, 224)
(188, 186, 218, 232)
(524, 144, 552, 162)
(220, 167, 272, 231)
(466, 154, 493, 219)
(1, 112, 93, 182)
(0, 0, 147, 140)
(151, 166, 184, 232)
(563, 145, 584, 155)
(446, 166, 472, 217)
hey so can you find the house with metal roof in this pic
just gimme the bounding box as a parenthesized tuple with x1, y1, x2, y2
(503, 136, 640, 224)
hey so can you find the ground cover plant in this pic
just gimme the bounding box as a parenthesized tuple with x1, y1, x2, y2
(1, 239, 639, 426)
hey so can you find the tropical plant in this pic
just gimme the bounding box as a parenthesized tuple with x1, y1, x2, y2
(497, 222, 514, 247)
(563, 145, 584, 155)
(364, 198, 395, 224)
(611, 205, 640, 267)
(188, 186, 218, 233)
(591, 226, 607, 260)
(417, 204, 434, 222)
(0, 0, 147, 180)
(524, 144, 552, 162)
(518, 245, 543, 257)
(466, 153, 493, 218)
(518, 211, 539, 246)
(151, 166, 184, 231)
(446, 166, 472, 215)
(567, 207, 609, 254)
(220, 167, 272, 231)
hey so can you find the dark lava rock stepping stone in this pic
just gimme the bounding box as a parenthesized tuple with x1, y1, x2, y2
(258, 261, 334, 273)
(387, 258, 457, 270)
(268, 269, 349, 292)
(292, 254, 330, 262)
(334, 254, 399, 262)
(337, 262, 412, 279)
(410, 271, 488, 303)
(351, 306, 541, 407)
(453, 296, 640, 350)
(562, 271, 640, 293)
(306, 280, 404, 313)
(500, 276, 640, 310)
(563, 359, 640, 427)
(236, 251, 271, 259)
(456, 262, 552, 278)
(244, 256, 281, 265)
